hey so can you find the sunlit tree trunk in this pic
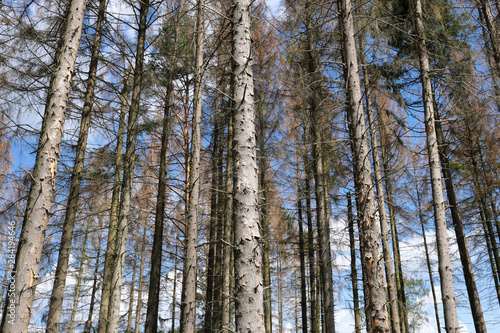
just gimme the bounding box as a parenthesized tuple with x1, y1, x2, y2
(231, 0, 265, 329)
(359, 39, 400, 333)
(46, 0, 106, 329)
(339, 0, 389, 330)
(433, 107, 486, 333)
(414, 0, 459, 330)
(0, 0, 86, 330)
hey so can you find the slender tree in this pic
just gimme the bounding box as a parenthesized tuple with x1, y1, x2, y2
(0, 0, 86, 329)
(339, 0, 390, 330)
(46, 0, 107, 329)
(107, 0, 150, 330)
(180, 0, 204, 330)
(413, 0, 459, 330)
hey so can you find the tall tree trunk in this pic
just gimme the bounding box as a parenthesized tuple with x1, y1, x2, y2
(340, 0, 389, 331)
(107, 1, 149, 330)
(221, 99, 234, 333)
(144, 4, 179, 328)
(304, 1, 336, 330)
(297, 172, 308, 333)
(359, 39, 400, 333)
(433, 107, 486, 332)
(414, 0, 459, 330)
(471, 157, 500, 302)
(257, 89, 272, 333)
(204, 117, 220, 333)
(97, 66, 131, 333)
(180, 0, 204, 330)
(0, 0, 86, 329)
(304, 160, 319, 333)
(230, 0, 265, 330)
(347, 193, 361, 333)
(46, 0, 106, 329)
(478, 0, 500, 75)
(412, 167, 442, 333)
(377, 104, 408, 332)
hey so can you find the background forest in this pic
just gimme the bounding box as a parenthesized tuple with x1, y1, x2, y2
(1, 0, 500, 332)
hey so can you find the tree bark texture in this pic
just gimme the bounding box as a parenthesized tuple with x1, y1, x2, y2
(0, 0, 86, 330)
(340, 0, 390, 330)
(360, 43, 400, 333)
(414, 0, 460, 330)
(231, 0, 265, 330)
(46, 0, 107, 329)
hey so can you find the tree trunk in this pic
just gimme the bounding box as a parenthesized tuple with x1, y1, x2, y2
(359, 39, 400, 333)
(107, 1, 149, 330)
(377, 104, 408, 333)
(180, 1, 204, 331)
(45, 0, 106, 329)
(339, 0, 390, 330)
(144, 3, 179, 327)
(0, 0, 86, 329)
(221, 99, 234, 333)
(97, 66, 131, 333)
(414, 0, 459, 330)
(230, 0, 265, 330)
(257, 88, 272, 333)
(304, 1, 336, 330)
(304, 160, 319, 333)
(433, 106, 486, 333)
(297, 176, 308, 333)
(347, 193, 361, 333)
(204, 117, 220, 333)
